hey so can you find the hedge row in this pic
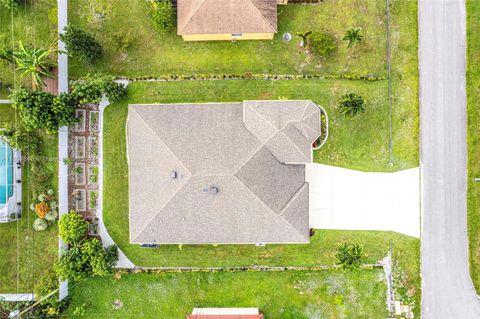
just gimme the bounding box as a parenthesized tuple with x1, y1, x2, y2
(117, 263, 382, 274)
(118, 73, 386, 82)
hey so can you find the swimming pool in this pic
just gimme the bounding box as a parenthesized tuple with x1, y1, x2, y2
(0, 139, 13, 206)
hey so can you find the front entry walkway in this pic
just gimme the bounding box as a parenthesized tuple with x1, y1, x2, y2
(307, 164, 420, 238)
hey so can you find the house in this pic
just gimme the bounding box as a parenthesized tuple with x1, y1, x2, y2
(186, 308, 264, 319)
(177, 0, 284, 41)
(127, 100, 321, 245)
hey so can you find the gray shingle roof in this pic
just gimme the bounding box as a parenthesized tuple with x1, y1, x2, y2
(177, 0, 278, 35)
(128, 100, 321, 244)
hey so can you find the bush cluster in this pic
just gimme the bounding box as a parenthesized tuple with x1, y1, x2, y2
(55, 238, 118, 282)
(11, 89, 78, 134)
(338, 92, 366, 116)
(70, 73, 127, 104)
(31, 189, 58, 231)
(308, 31, 337, 59)
(54, 211, 118, 282)
(150, 0, 176, 33)
(335, 242, 366, 270)
(60, 24, 102, 63)
(59, 210, 89, 245)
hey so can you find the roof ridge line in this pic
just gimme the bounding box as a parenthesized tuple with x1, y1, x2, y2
(247, 0, 277, 32)
(234, 103, 279, 175)
(178, 0, 209, 33)
(233, 175, 306, 240)
(132, 181, 192, 243)
(277, 183, 310, 241)
(278, 129, 309, 163)
(130, 106, 192, 175)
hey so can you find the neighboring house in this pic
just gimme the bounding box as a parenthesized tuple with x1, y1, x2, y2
(127, 100, 321, 245)
(177, 0, 284, 41)
(186, 308, 264, 319)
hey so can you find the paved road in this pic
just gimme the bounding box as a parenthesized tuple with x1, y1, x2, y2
(419, 0, 480, 317)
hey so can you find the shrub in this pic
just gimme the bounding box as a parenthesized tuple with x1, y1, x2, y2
(335, 242, 365, 270)
(54, 238, 118, 282)
(150, 0, 176, 33)
(45, 210, 58, 222)
(0, 0, 27, 9)
(0, 123, 40, 153)
(59, 210, 89, 245)
(338, 93, 366, 116)
(34, 269, 59, 299)
(33, 218, 48, 231)
(60, 24, 102, 63)
(342, 27, 363, 48)
(35, 202, 50, 218)
(11, 88, 78, 133)
(309, 31, 337, 59)
(70, 73, 127, 104)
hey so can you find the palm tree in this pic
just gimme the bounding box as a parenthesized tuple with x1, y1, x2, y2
(296, 31, 312, 47)
(342, 27, 363, 48)
(13, 41, 58, 90)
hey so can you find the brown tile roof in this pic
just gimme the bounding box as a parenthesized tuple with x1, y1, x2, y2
(177, 0, 278, 35)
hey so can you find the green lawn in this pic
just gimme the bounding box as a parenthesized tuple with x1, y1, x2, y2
(69, 0, 390, 77)
(0, 0, 57, 94)
(103, 80, 420, 315)
(466, 0, 480, 292)
(0, 104, 58, 293)
(64, 270, 389, 318)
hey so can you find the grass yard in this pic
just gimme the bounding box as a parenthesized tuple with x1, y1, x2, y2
(0, 0, 57, 95)
(0, 104, 58, 293)
(69, 0, 389, 77)
(64, 270, 389, 318)
(103, 80, 421, 316)
(466, 0, 480, 293)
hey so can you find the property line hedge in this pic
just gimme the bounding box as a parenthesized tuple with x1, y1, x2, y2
(117, 73, 386, 82)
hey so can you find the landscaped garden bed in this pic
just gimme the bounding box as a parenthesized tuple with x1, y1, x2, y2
(64, 270, 389, 318)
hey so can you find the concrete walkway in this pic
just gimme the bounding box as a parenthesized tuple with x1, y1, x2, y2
(97, 97, 134, 269)
(0, 294, 35, 302)
(307, 164, 420, 238)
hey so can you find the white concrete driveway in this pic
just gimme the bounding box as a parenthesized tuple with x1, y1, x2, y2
(307, 164, 420, 238)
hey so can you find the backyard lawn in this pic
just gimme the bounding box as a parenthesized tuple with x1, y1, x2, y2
(466, 0, 480, 293)
(0, 104, 58, 293)
(64, 270, 389, 318)
(0, 0, 57, 95)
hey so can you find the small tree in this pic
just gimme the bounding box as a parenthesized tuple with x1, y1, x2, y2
(150, 0, 176, 33)
(308, 31, 336, 59)
(59, 210, 89, 245)
(335, 242, 365, 270)
(60, 24, 102, 63)
(70, 73, 127, 104)
(342, 27, 363, 48)
(11, 88, 78, 133)
(338, 93, 366, 116)
(12, 42, 58, 90)
(0, 122, 40, 153)
(296, 31, 312, 47)
(54, 238, 118, 282)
